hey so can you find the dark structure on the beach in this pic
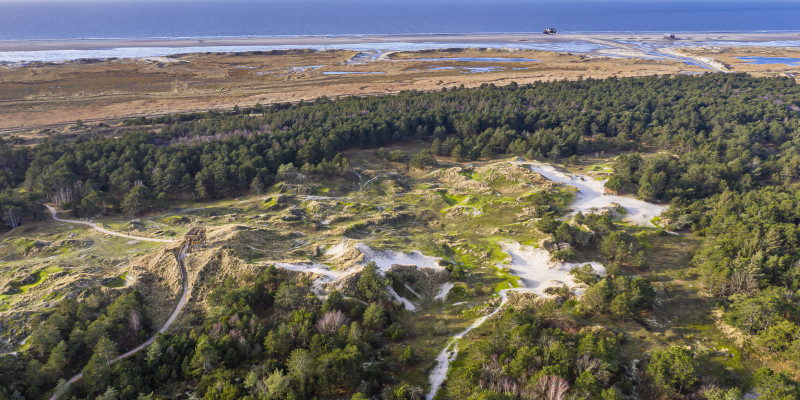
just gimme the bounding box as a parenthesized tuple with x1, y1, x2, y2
(664, 33, 676, 40)
(543, 28, 557, 35)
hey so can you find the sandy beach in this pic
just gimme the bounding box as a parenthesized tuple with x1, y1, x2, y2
(2, 32, 800, 52)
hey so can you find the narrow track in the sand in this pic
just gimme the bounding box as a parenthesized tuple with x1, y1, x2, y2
(45, 205, 189, 400)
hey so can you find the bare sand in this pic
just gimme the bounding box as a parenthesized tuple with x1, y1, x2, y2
(272, 242, 445, 311)
(2, 32, 800, 52)
(519, 161, 668, 227)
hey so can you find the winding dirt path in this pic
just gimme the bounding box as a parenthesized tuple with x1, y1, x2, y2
(44, 205, 174, 243)
(45, 205, 189, 400)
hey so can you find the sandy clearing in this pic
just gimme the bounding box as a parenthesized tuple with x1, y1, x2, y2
(355, 243, 442, 273)
(498, 241, 605, 295)
(516, 161, 667, 227)
(273, 262, 344, 294)
(273, 242, 444, 311)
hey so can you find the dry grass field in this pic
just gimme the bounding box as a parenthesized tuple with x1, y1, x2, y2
(0, 48, 709, 135)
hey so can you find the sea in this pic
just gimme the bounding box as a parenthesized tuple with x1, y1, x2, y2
(0, 0, 799, 62)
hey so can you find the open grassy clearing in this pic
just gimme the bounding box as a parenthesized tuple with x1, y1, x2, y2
(0, 218, 165, 316)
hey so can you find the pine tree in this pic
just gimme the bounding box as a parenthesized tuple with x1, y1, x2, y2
(362, 303, 386, 330)
(82, 336, 119, 392)
(357, 262, 387, 303)
(43, 341, 68, 381)
(451, 144, 466, 161)
(431, 138, 443, 155)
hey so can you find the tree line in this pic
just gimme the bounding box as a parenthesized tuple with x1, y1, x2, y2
(3, 73, 800, 231)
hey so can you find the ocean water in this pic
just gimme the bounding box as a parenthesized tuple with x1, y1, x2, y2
(1, 0, 799, 40)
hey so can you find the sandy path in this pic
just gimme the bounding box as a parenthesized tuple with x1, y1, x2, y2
(45, 208, 189, 400)
(45, 205, 175, 243)
(426, 291, 509, 400)
(658, 47, 728, 72)
(425, 240, 607, 399)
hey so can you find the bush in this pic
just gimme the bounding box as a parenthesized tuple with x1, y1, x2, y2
(410, 150, 438, 169)
(581, 276, 654, 318)
(646, 346, 697, 396)
(387, 150, 409, 163)
(569, 264, 600, 285)
(551, 248, 576, 261)
(604, 175, 624, 193)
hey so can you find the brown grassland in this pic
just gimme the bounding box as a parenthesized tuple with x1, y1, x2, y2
(0, 48, 705, 135)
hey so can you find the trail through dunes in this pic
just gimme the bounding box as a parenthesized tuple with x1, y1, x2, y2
(425, 242, 606, 400)
(45, 205, 175, 243)
(45, 206, 188, 400)
(426, 159, 671, 399)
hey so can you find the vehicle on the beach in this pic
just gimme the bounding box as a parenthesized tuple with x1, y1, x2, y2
(543, 28, 557, 35)
(664, 33, 677, 40)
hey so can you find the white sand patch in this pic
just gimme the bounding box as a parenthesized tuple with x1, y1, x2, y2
(512, 160, 667, 227)
(356, 243, 442, 272)
(301, 195, 350, 201)
(435, 282, 454, 301)
(273, 262, 343, 293)
(274, 242, 445, 311)
(325, 240, 354, 259)
(356, 244, 445, 310)
(499, 241, 605, 295)
(404, 283, 423, 299)
(388, 287, 416, 311)
(273, 262, 340, 280)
